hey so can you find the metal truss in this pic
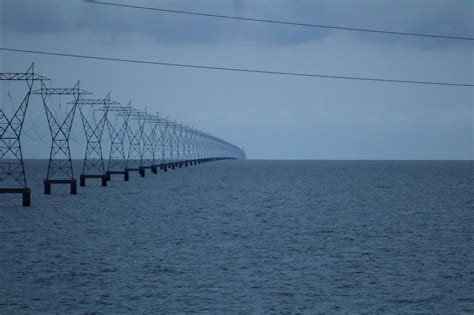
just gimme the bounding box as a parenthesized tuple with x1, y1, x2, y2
(141, 114, 161, 175)
(164, 119, 175, 166)
(103, 102, 130, 181)
(157, 116, 171, 171)
(1, 63, 48, 206)
(181, 126, 191, 165)
(168, 121, 179, 169)
(34, 80, 90, 194)
(153, 119, 246, 170)
(187, 129, 198, 164)
(196, 131, 206, 161)
(77, 93, 117, 186)
(121, 105, 145, 174)
(151, 114, 165, 168)
(174, 124, 186, 167)
(137, 113, 159, 175)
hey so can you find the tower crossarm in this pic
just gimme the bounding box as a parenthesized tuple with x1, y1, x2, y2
(32, 80, 91, 96)
(0, 73, 49, 81)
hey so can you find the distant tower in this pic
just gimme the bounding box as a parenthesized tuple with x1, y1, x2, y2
(105, 102, 130, 181)
(123, 104, 144, 179)
(77, 93, 117, 187)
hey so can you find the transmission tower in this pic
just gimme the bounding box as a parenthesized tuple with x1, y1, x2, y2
(138, 113, 159, 177)
(168, 121, 179, 170)
(123, 105, 144, 179)
(157, 116, 171, 172)
(34, 80, 89, 195)
(196, 130, 205, 164)
(152, 113, 165, 172)
(0, 63, 48, 206)
(77, 93, 116, 187)
(149, 115, 161, 174)
(178, 125, 191, 167)
(187, 128, 197, 166)
(104, 102, 129, 181)
(174, 124, 183, 168)
(181, 126, 190, 167)
(187, 127, 198, 166)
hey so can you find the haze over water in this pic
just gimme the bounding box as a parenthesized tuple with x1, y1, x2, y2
(1, 160, 473, 313)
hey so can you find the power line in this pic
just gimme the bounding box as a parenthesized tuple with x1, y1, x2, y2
(1, 47, 473, 87)
(84, 0, 474, 42)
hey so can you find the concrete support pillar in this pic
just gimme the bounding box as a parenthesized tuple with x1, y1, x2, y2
(70, 180, 77, 195)
(101, 175, 107, 187)
(44, 180, 51, 195)
(22, 189, 31, 207)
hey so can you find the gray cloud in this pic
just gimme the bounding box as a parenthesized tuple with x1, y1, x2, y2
(1, 0, 472, 48)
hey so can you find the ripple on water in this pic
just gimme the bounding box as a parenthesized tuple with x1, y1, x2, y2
(0, 160, 473, 313)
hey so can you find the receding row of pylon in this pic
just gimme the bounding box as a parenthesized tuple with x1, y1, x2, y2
(0, 64, 246, 206)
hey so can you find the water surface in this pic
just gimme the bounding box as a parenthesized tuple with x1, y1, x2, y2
(1, 160, 473, 313)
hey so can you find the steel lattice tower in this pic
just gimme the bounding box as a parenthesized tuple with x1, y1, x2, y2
(149, 116, 160, 174)
(181, 126, 190, 166)
(168, 121, 178, 170)
(0, 63, 48, 206)
(122, 104, 144, 178)
(34, 80, 90, 195)
(187, 128, 197, 165)
(138, 113, 159, 177)
(151, 113, 165, 173)
(104, 102, 130, 181)
(77, 93, 116, 187)
(175, 124, 184, 168)
(157, 116, 171, 172)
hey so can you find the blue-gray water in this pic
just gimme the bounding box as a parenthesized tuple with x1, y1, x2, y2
(1, 160, 473, 313)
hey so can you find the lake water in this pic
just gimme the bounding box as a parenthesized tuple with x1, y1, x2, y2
(1, 160, 473, 313)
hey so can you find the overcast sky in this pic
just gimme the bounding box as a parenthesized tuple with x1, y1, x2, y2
(1, 0, 473, 159)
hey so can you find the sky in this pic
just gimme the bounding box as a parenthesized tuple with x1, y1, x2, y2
(1, 0, 473, 159)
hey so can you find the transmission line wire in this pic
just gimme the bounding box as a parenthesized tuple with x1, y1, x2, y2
(84, 0, 474, 42)
(1, 47, 472, 87)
